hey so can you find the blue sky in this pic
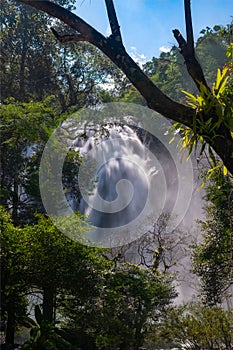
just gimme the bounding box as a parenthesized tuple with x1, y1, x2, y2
(74, 0, 232, 62)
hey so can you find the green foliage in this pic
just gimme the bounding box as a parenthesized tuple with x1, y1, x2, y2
(0, 0, 76, 105)
(0, 207, 32, 292)
(0, 207, 33, 342)
(0, 208, 111, 347)
(141, 24, 232, 181)
(1, 97, 55, 142)
(0, 98, 56, 222)
(183, 67, 231, 131)
(22, 306, 74, 350)
(1, 9, 233, 347)
(147, 303, 233, 350)
(121, 85, 147, 105)
(1, 0, 121, 111)
(196, 24, 230, 86)
(170, 66, 233, 182)
(142, 47, 196, 103)
(192, 174, 233, 305)
(61, 263, 176, 349)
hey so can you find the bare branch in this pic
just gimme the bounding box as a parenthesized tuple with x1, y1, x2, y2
(18, 0, 106, 46)
(173, 29, 187, 49)
(184, 0, 194, 50)
(105, 0, 123, 44)
(51, 27, 86, 43)
(172, 1, 210, 92)
(173, 29, 209, 92)
(16, 0, 233, 175)
(17, 0, 194, 127)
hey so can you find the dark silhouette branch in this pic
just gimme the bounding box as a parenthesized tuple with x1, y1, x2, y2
(172, 28, 209, 91)
(173, 0, 210, 92)
(16, 0, 233, 175)
(51, 28, 86, 43)
(105, 0, 123, 44)
(184, 0, 194, 50)
(19, 1, 193, 126)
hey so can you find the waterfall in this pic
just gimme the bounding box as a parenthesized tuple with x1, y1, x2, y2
(77, 126, 154, 226)
(68, 122, 192, 249)
(39, 102, 204, 302)
(67, 122, 203, 302)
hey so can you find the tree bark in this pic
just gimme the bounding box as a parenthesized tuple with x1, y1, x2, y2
(15, 0, 196, 128)
(43, 286, 55, 323)
(19, 9, 29, 100)
(176, 0, 210, 91)
(104, 0, 123, 43)
(19, 40, 27, 100)
(172, 29, 209, 91)
(5, 301, 15, 346)
(16, 0, 233, 175)
(12, 172, 19, 225)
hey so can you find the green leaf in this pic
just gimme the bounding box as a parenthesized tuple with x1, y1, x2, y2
(223, 166, 228, 176)
(35, 305, 44, 326)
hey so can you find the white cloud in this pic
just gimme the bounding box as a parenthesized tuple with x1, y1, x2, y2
(98, 75, 115, 91)
(130, 47, 147, 68)
(159, 46, 171, 53)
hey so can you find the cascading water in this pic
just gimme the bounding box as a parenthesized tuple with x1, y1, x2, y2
(66, 122, 202, 301)
(40, 102, 201, 301)
(71, 124, 173, 246)
(78, 126, 154, 224)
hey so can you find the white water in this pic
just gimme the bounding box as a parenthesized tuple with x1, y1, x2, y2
(79, 126, 157, 224)
(68, 124, 203, 302)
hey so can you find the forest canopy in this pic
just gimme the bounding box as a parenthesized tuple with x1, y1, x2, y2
(14, 0, 233, 175)
(1, 1, 233, 349)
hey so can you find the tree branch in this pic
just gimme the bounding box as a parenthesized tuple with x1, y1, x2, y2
(18, 0, 106, 46)
(17, 0, 194, 127)
(16, 0, 233, 175)
(105, 0, 123, 44)
(184, 0, 194, 50)
(51, 28, 85, 43)
(173, 29, 209, 92)
(173, 0, 210, 92)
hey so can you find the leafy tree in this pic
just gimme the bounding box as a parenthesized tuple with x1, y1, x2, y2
(99, 267, 175, 350)
(22, 305, 74, 350)
(0, 98, 87, 224)
(0, 207, 31, 345)
(0, 208, 111, 347)
(147, 303, 233, 350)
(196, 24, 232, 86)
(61, 263, 176, 350)
(1, 0, 120, 111)
(0, 0, 68, 102)
(143, 25, 230, 104)
(192, 174, 233, 305)
(15, 0, 233, 174)
(0, 98, 56, 224)
(123, 27, 230, 112)
(53, 42, 121, 111)
(149, 47, 194, 103)
(25, 214, 109, 324)
(170, 65, 233, 177)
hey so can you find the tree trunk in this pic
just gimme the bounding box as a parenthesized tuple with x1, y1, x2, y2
(43, 287, 54, 323)
(19, 42, 27, 100)
(5, 301, 15, 346)
(19, 10, 29, 100)
(12, 172, 19, 225)
(16, 0, 233, 175)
